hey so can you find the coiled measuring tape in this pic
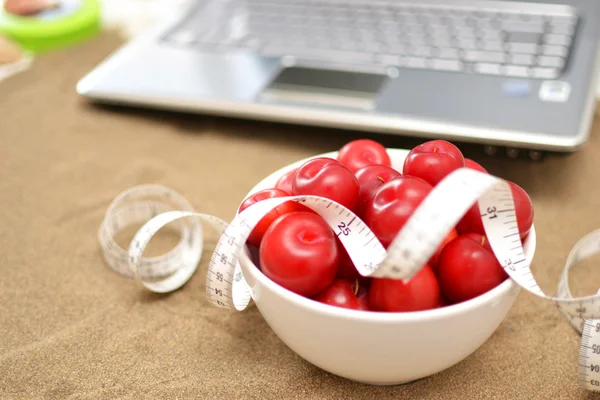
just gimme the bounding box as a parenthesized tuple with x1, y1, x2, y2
(99, 167, 600, 392)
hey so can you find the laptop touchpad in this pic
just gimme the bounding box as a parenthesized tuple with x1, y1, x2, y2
(258, 67, 388, 111)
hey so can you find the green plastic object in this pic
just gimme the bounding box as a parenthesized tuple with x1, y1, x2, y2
(0, 0, 101, 53)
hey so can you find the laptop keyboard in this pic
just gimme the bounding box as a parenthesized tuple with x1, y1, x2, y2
(163, 0, 579, 79)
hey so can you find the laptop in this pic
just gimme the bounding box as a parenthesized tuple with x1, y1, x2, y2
(76, 0, 600, 158)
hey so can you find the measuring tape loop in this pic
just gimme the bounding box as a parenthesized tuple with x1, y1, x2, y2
(99, 184, 209, 293)
(552, 229, 600, 392)
(99, 170, 600, 391)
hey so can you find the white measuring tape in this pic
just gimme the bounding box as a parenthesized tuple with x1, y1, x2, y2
(99, 167, 600, 392)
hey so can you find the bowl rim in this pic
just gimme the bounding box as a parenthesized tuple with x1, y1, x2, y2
(239, 148, 535, 323)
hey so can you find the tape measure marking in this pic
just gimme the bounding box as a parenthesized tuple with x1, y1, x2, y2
(99, 168, 600, 392)
(579, 312, 600, 390)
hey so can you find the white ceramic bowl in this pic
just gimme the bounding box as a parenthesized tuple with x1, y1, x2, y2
(238, 149, 535, 385)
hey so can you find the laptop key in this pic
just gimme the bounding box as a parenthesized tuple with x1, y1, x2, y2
(437, 48, 460, 59)
(397, 13, 419, 25)
(544, 34, 571, 47)
(476, 18, 497, 30)
(363, 41, 387, 53)
(542, 44, 568, 57)
(425, 15, 444, 26)
(429, 25, 451, 36)
(506, 32, 542, 44)
(409, 45, 434, 57)
(261, 46, 375, 64)
(518, 13, 545, 23)
(338, 41, 358, 51)
(498, 11, 521, 21)
(475, 10, 497, 20)
(463, 50, 505, 63)
(406, 57, 429, 69)
(510, 53, 535, 66)
(405, 36, 429, 46)
(431, 58, 463, 71)
(531, 67, 560, 79)
(502, 20, 545, 34)
(507, 42, 538, 54)
(481, 41, 504, 52)
(387, 43, 408, 55)
(474, 62, 502, 75)
(538, 55, 565, 69)
(454, 27, 478, 38)
(504, 65, 530, 77)
(448, 16, 469, 27)
(479, 29, 503, 40)
(378, 54, 404, 66)
(550, 23, 576, 36)
(431, 36, 453, 48)
(551, 15, 577, 25)
(457, 38, 478, 50)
